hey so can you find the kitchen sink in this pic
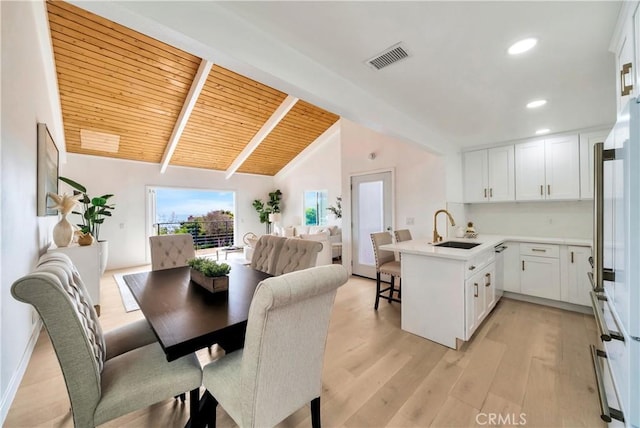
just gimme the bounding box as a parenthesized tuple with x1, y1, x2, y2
(434, 241, 481, 249)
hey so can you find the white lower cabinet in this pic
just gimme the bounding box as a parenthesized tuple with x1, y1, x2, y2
(566, 245, 592, 306)
(465, 261, 495, 339)
(503, 241, 521, 292)
(510, 242, 592, 307)
(520, 243, 561, 300)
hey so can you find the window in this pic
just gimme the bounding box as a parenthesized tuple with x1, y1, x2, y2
(303, 190, 328, 226)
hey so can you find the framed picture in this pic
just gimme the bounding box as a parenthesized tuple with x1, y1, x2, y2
(37, 123, 59, 216)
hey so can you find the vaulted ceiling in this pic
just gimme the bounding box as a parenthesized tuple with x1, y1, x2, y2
(47, 0, 340, 176)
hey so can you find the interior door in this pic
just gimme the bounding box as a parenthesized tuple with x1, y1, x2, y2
(351, 171, 393, 278)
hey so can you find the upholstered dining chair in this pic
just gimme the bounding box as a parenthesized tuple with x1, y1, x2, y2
(394, 229, 413, 243)
(149, 233, 196, 271)
(250, 235, 286, 275)
(11, 253, 202, 427)
(39, 252, 157, 359)
(202, 264, 348, 428)
(370, 232, 402, 310)
(274, 238, 323, 276)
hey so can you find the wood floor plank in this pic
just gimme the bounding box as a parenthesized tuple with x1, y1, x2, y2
(449, 338, 507, 409)
(479, 392, 523, 427)
(430, 395, 480, 427)
(521, 357, 561, 427)
(386, 356, 465, 427)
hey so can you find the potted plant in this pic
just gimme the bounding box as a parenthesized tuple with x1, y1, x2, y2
(59, 176, 115, 273)
(252, 189, 282, 233)
(187, 258, 231, 293)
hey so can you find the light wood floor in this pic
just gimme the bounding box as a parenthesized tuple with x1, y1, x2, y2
(5, 266, 605, 428)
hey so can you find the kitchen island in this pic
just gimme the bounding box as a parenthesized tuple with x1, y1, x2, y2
(380, 235, 506, 349)
(381, 234, 593, 348)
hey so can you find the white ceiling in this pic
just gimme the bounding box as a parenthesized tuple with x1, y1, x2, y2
(71, 1, 620, 153)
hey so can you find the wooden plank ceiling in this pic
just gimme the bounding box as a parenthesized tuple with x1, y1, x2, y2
(47, 0, 340, 176)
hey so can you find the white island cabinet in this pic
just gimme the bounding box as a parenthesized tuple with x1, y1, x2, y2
(380, 236, 504, 349)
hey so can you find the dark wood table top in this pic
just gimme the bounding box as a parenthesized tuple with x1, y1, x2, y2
(123, 263, 271, 361)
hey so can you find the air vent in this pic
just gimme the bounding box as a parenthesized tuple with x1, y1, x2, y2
(366, 43, 410, 70)
(80, 129, 120, 153)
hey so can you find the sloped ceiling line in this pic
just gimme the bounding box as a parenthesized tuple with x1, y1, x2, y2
(160, 59, 214, 173)
(225, 94, 299, 179)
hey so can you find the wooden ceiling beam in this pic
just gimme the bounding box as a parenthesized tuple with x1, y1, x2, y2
(225, 95, 298, 179)
(160, 59, 213, 173)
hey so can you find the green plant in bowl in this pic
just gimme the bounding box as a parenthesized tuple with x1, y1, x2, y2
(187, 258, 231, 277)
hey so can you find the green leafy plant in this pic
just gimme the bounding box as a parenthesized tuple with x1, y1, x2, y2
(58, 176, 115, 242)
(327, 196, 342, 219)
(252, 189, 282, 224)
(187, 258, 231, 277)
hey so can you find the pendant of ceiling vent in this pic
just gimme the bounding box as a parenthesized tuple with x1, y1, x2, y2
(366, 42, 410, 70)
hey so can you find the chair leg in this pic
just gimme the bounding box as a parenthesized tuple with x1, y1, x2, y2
(388, 276, 394, 303)
(311, 396, 321, 428)
(204, 390, 218, 428)
(398, 279, 402, 299)
(189, 389, 199, 426)
(374, 272, 382, 310)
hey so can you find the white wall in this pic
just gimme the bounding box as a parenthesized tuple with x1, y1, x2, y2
(466, 200, 593, 239)
(274, 125, 341, 227)
(61, 154, 275, 269)
(339, 119, 448, 273)
(0, 1, 61, 422)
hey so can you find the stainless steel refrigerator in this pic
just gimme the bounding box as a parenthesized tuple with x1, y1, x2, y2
(591, 98, 640, 427)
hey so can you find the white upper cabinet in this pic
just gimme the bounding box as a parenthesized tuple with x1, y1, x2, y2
(515, 135, 580, 201)
(579, 130, 609, 199)
(515, 140, 546, 200)
(487, 146, 515, 202)
(545, 135, 580, 200)
(611, 2, 640, 116)
(463, 146, 514, 203)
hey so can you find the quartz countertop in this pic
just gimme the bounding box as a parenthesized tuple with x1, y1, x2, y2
(379, 234, 592, 261)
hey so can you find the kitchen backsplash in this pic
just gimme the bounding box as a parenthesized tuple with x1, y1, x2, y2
(464, 200, 592, 239)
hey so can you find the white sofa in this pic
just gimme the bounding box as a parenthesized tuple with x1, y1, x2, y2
(273, 225, 342, 265)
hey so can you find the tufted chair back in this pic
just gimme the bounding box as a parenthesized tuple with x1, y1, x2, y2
(149, 234, 196, 271)
(394, 229, 413, 243)
(251, 235, 286, 275)
(11, 252, 105, 427)
(274, 238, 323, 276)
(371, 232, 395, 268)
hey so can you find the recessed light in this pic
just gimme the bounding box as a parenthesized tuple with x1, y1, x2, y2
(526, 99, 547, 109)
(535, 128, 550, 135)
(508, 38, 537, 55)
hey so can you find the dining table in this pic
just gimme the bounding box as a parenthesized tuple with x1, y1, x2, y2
(122, 262, 271, 362)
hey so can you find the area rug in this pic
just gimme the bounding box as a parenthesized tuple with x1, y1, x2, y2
(113, 273, 141, 312)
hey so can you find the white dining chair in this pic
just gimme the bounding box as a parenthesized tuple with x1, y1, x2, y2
(202, 264, 348, 428)
(149, 233, 196, 271)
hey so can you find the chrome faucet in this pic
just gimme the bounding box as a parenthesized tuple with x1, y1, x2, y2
(433, 209, 456, 243)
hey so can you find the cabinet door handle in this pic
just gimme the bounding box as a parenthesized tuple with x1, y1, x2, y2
(571, 251, 574, 263)
(531, 248, 547, 252)
(540, 185, 543, 196)
(547, 184, 551, 195)
(484, 188, 487, 198)
(489, 188, 493, 198)
(621, 62, 633, 96)
(474, 283, 478, 297)
(469, 265, 476, 271)
(522, 260, 525, 271)
(485, 272, 491, 287)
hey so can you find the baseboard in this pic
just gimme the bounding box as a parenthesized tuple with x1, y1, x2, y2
(0, 320, 42, 425)
(503, 291, 594, 315)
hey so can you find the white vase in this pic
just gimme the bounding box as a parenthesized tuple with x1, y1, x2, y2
(98, 240, 109, 275)
(52, 215, 74, 247)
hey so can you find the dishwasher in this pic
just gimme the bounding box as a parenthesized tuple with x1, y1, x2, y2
(494, 243, 507, 300)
